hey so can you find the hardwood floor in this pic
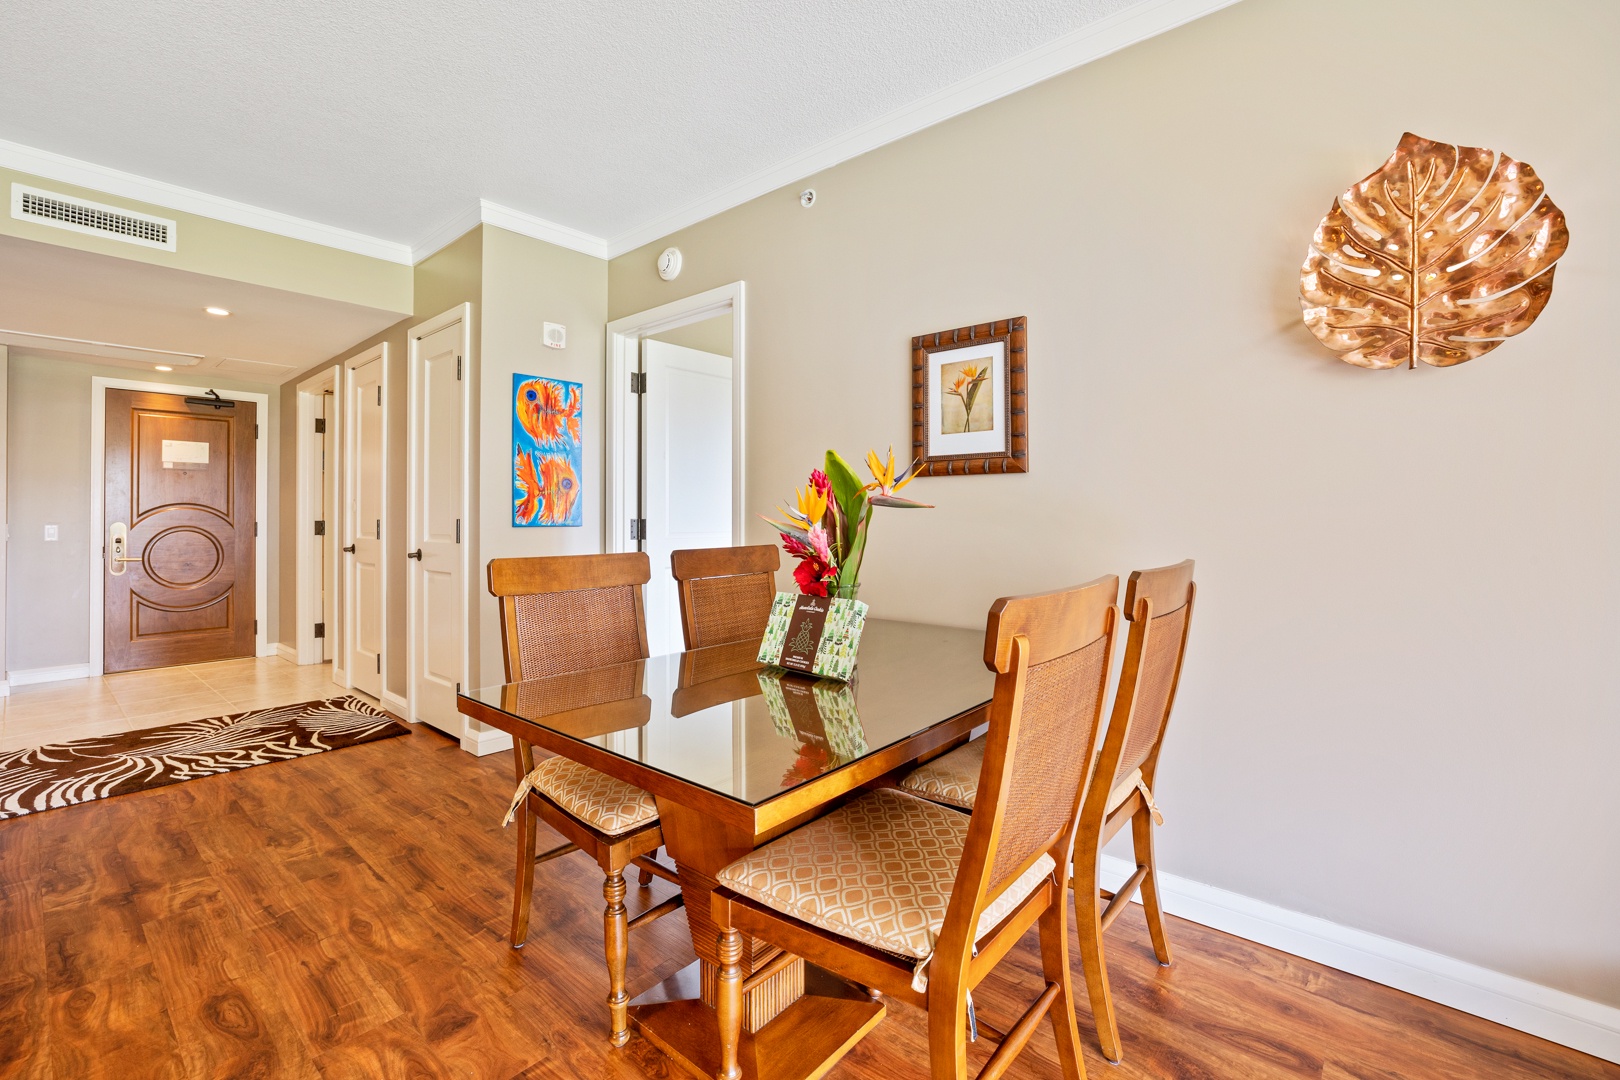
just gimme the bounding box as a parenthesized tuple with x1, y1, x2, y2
(0, 722, 1611, 1080)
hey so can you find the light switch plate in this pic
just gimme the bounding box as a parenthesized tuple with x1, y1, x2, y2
(43, 524, 58, 541)
(543, 322, 566, 349)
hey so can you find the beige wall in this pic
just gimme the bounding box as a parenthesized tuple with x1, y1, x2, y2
(1, 165, 412, 315)
(608, 0, 1620, 1006)
(648, 312, 733, 357)
(7, 354, 277, 672)
(473, 226, 609, 686)
(277, 228, 483, 700)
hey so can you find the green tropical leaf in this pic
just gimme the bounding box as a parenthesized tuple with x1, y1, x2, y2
(823, 450, 867, 561)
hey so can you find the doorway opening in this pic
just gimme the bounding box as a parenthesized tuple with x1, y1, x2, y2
(295, 366, 338, 666)
(605, 283, 746, 655)
(88, 378, 270, 676)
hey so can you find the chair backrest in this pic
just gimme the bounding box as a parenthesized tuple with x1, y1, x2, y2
(670, 544, 780, 651)
(939, 576, 1120, 953)
(487, 553, 651, 682)
(1090, 560, 1196, 807)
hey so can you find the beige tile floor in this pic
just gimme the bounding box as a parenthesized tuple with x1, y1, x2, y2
(0, 656, 378, 753)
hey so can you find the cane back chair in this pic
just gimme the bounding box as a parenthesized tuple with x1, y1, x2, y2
(712, 576, 1121, 1080)
(670, 544, 781, 650)
(1074, 559, 1195, 1063)
(489, 552, 684, 1047)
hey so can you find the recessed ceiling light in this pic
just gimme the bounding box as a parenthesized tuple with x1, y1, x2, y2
(154, 365, 173, 371)
(204, 306, 231, 317)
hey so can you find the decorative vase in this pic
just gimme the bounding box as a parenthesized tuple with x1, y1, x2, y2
(829, 583, 860, 601)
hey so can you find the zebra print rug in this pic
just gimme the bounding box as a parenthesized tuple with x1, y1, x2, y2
(0, 696, 409, 819)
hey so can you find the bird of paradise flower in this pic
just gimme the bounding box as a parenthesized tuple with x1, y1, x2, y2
(942, 361, 990, 434)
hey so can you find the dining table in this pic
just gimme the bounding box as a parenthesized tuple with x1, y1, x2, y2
(456, 617, 995, 1080)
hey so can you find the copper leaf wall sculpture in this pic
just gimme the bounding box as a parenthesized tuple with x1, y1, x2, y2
(1300, 133, 1568, 369)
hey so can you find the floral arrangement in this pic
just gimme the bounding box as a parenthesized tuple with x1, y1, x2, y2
(763, 448, 931, 597)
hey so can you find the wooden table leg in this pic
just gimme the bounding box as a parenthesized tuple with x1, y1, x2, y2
(629, 802, 885, 1080)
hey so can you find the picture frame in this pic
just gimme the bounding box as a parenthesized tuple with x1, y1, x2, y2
(912, 316, 1027, 475)
(512, 373, 583, 527)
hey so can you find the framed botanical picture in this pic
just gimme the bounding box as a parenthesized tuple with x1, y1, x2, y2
(512, 374, 583, 526)
(912, 317, 1027, 475)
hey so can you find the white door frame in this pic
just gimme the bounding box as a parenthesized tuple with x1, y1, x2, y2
(406, 303, 476, 743)
(339, 342, 387, 695)
(294, 365, 339, 666)
(604, 281, 746, 555)
(88, 377, 271, 677)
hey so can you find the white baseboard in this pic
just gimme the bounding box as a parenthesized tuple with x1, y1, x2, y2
(333, 667, 348, 689)
(0, 680, 9, 698)
(380, 690, 408, 718)
(1098, 855, 1620, 1064)
(8, 663, 93, 686)
(461, 724, 513, 757)
(273, 642, 298, 663)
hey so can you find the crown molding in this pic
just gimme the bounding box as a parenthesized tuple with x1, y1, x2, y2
(475, 200, 610, 260)
(0, 137, 414, 265)
(409, 202, 486, 263)
(603, 0, 1244, 257)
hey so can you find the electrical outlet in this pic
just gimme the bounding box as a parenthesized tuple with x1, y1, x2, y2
(43, 524, 58, 542)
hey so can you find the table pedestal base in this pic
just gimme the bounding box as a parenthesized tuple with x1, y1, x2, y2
(630, 961, 885, 1080)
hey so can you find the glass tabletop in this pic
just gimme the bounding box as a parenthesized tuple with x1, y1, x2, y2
(461, 618, 993, 807)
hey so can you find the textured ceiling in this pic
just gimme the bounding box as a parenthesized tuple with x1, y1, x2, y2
(0, 0, 1139, 247)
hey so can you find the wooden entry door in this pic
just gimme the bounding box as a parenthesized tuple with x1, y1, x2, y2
(104, 389, 257, 673)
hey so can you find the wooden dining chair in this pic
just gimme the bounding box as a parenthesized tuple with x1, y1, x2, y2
(712, 576, 1121, 1080)
(489, 552, 684, 1047)
(1073, 560, 1194, 1064)
(670, 544, 780, 650)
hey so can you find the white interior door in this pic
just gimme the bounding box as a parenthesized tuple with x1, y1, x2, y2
(320, 391, 334, 662)
(346, 355, 384, 697)
(642, 340, 734, 655)
(409, 322, 465, 735)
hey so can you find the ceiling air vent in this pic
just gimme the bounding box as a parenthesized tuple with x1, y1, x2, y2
(10, 183, 177, 251)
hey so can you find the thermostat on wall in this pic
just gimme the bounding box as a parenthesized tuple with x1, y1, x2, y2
(543, 322, 566, 349)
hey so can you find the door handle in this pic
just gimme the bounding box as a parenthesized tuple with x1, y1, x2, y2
(109, 522, 134, 576)
(407, 549, 423, 560)
(342, 544, 356, 553)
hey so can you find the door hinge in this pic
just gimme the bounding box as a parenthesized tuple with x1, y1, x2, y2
(377, 655, 382, 674)
(314, 622, 325, 639)
(376, 385, 381, 407)
(314, 418, 326, 434)
(629, 518, 647, 542)
(455, 518, 461, 543)
(255, 423, 260, 438)
(456, 355, 462, 381)
(375, 519, 381, 540)
(254, 522, 259, 537)
(454, 681, 460, 695)
(254, 619, 259, 634)
(314, 519, 326, 536)
(629, 371, 646, 394)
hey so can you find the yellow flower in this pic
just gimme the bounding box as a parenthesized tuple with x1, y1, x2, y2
(785, 483, 828, 525)
(864, 447, 915, 495)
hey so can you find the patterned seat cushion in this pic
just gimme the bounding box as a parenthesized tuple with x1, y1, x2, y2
(503, 756, 659, 836)
(897, 739, 984, 809)
(900, 738, 1144, 815)
(716, 788, 1055, 990)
